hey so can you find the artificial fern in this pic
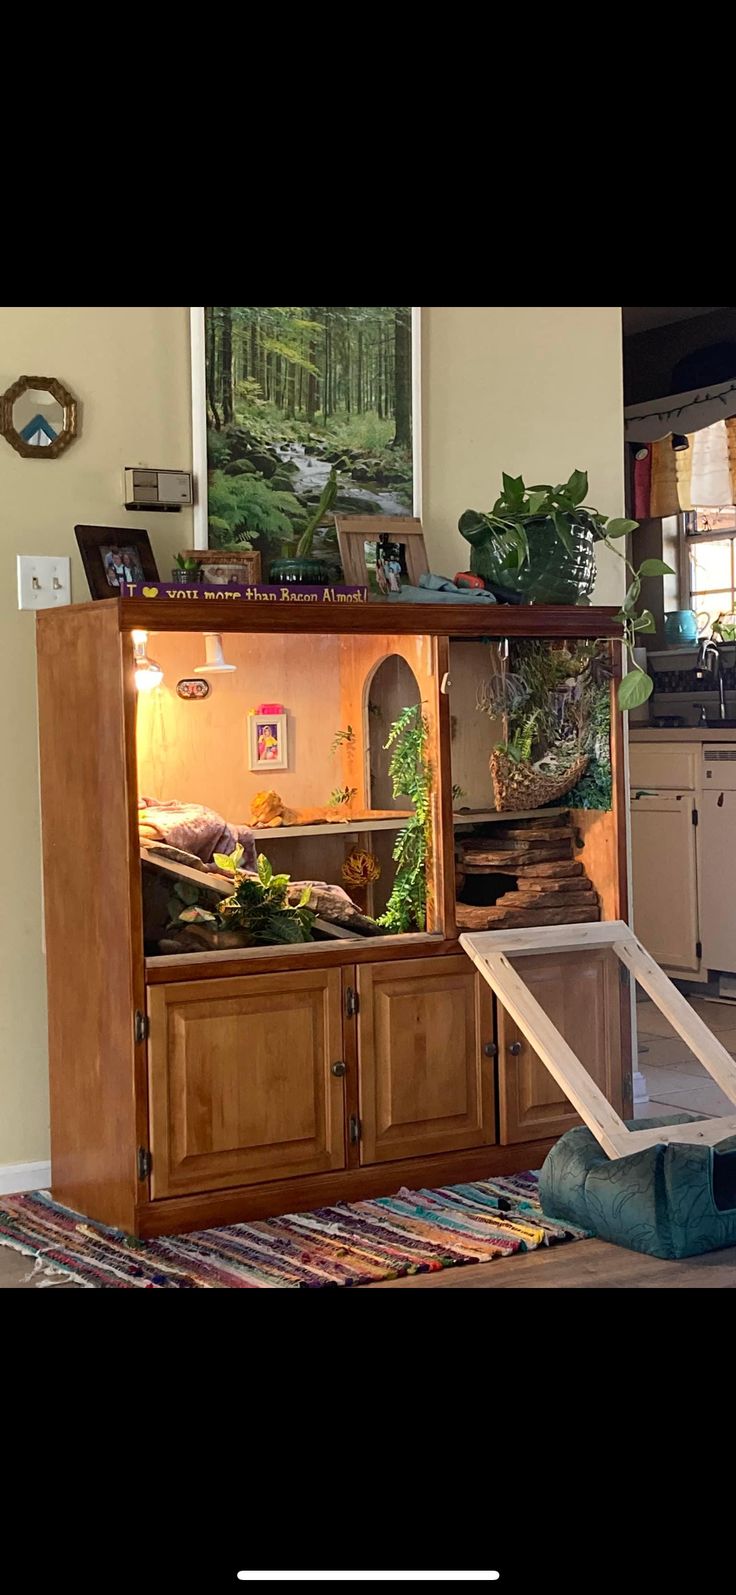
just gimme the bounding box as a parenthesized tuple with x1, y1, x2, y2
(378, 703, 431, 933)
(207, 470, 303, 547)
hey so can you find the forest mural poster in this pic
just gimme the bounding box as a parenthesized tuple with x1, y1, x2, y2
(196, 307, 418, 572)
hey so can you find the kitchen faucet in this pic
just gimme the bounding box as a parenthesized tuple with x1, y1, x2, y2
(697, 639, 727, 721)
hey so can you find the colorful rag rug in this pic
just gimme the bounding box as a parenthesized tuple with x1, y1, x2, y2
(0, 1174, 589, 1289)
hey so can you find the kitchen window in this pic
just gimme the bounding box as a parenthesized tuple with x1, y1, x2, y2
(683, 508, 736, 626)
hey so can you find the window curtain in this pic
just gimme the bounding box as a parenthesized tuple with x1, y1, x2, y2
(634, 418, 736, 518)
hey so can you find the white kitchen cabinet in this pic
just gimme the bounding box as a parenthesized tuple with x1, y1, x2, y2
(700, 788, 736, 972)
(630, 792, 700, 972)
(629, 744, 698, 792)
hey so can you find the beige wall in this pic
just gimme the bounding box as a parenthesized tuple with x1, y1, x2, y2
(0, 305, 624, 1170)
(421, 306, 625, 603)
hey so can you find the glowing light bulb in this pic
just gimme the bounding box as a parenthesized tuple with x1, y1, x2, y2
(135, 659, 164, 691)
(132, 630, 163, 692)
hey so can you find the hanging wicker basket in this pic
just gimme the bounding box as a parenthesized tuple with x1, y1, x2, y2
(490, 750, 589, 812)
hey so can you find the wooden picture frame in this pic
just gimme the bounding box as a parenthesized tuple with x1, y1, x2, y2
(334, 516, 429, 590)
(75, 524, 160, 599)
(248, 711, 288, 772)
(0, 374, 78, 459)
(460, 920, 736, 1159)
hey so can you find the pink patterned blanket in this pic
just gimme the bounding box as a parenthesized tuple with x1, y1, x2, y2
(138, 798, 257, 870)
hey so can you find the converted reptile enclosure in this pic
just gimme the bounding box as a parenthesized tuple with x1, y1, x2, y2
(36, 598, 630, 1237)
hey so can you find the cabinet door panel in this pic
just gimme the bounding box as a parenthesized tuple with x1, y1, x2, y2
(357, 956, 495, 1164)
(498, 948, 624, 1144)
(148, 970, 345, 1197)
(630, 793, 699, 971)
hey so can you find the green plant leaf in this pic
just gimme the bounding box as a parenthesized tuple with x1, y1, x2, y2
(565, 469, 589, 506)
(526, 489, 548, 517)
(638, 558, 676, 577)
(213, 852, 238, 874)
(633, 609, 657, 633)
(622, 576, 642, 613)
(618, 670, 654, 711)
(605, 517, 639, 539)
(502, 472, 525, 509)
(552, 512, 575, 557)
(257, 854, 273, 887)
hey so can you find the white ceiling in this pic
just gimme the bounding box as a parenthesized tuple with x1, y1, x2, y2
(623, 306, 729, 336)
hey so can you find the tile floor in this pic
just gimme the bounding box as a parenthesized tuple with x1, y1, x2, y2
(635, 993, 736, 1118)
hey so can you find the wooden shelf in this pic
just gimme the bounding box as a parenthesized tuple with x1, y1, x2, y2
(55, 596, 624, 640)
(251, 816, 410, 840)
(452, 806, 566, 826)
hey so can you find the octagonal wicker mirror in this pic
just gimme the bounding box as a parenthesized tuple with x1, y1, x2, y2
(0, 375, 78, 458)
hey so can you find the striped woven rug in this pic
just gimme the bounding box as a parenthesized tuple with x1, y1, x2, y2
(0, 1174, 588, 1288)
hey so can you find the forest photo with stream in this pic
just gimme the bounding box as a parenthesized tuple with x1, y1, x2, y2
(204, 307, 415, 572)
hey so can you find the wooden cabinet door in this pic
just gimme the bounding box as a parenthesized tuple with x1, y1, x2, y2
(357, 956, 496, 1164)
(497, 948, 624, 1144)
(147, 970, 345, 1197)
(630, 793, 700, 972)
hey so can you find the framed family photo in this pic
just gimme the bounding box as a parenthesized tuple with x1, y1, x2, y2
(190, 308, 422, 572)
(74, 524, 159, 599)
(248, 711, 288, 772)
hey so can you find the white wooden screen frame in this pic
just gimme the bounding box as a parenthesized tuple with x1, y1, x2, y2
(460, 920, 736, 1159)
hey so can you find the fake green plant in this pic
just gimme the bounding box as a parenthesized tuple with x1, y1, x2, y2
(460, 470, 674, 711)
(486, 638, 613, 809)
(174, 553, 200, 577)
(295, 466, 338, 558)
(173, 848, 315, 946)
(378, 703, 431, 933)
(329, 786, 357, 808)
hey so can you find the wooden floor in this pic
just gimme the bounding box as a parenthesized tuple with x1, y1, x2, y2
(374, 1235, 736, 1287)
(2, 1231, 736, 1287)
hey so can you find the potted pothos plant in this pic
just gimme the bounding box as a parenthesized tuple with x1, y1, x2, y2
(459, 469, 673, 711)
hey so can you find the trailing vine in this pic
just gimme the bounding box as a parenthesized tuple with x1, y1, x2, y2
(378, 703, 431, 933)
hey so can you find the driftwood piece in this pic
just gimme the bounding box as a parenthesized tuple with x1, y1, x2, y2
(285, 881, 383, 937)
(517, 876, 593, 894)
(516, 860, 584, 878)
(455, 902, 600, 930)
(464, 850, 572, 873)
(487, 824, 572, 843)
(495, 891, 598, 909)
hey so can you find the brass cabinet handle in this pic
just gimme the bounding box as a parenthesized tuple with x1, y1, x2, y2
(483, 1041, 498, 1058)
(331, 1060, 347, 1078)
(507, 1041, 523, 1056)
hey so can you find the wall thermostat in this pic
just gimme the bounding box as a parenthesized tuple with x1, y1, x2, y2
(124, 467, 193, 512)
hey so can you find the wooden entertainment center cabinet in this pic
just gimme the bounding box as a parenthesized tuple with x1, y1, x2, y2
(36, 598, 629, 1238)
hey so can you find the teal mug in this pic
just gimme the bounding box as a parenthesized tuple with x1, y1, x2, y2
(664, 609, 709, 647)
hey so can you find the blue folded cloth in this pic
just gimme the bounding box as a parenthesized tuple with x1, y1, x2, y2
(385, 573, 497, 603)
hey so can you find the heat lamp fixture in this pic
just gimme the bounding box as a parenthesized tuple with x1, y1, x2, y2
(194, 633, 236, 674)
(131, 630, 164, 692)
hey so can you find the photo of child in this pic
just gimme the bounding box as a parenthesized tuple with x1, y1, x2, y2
(249, 712, 288, 771)
(257, 724, 279, 762)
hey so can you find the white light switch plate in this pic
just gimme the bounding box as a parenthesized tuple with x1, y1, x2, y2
(17, 554, 71, 610)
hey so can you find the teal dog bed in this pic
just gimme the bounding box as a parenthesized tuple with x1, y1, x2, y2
(538, 1113, 736, 1260)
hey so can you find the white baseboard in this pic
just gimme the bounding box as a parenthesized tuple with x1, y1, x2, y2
(0, 1161, 51, 1196)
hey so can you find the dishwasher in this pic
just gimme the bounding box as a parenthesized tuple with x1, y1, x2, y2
(700, 745, 736, 975)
